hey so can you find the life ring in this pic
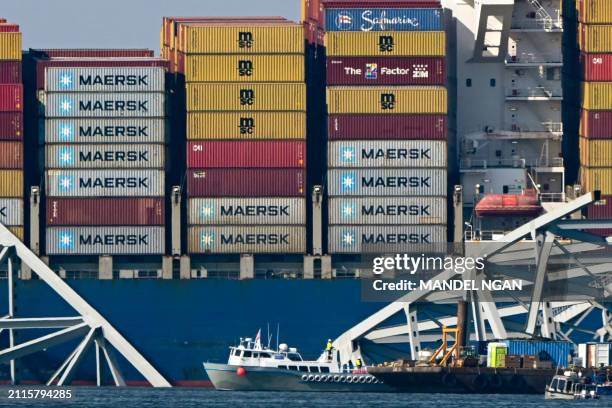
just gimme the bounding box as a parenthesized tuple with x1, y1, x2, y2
(442, 373, 458, 387)
(489, 374, 503, 388)
(301, 374, 308, 381)
(366, 376, 374, 384)
(308, 374, 315, 382)
(333, 375, 340, 382)
(347, 376, 354, 383)
(341, 376, 347, 383)
(321, 375, 328, 382)
(472, 374, 488, 391)
(359, 376, 367, 383)
(314, 375, 321, 382)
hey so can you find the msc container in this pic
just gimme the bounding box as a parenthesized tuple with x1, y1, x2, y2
(579, 138, 612, 167)
(188, 197, 306, 225)
(328, 225, 447, 253)
(582, 53, 612, 81)
(187, 112, 306, 140)
(46, 226, 165, 255)
(327, 168, 447, 196)
(503, 340, 573, 368)
(45, 67, 165, 92)
(0, 33, 22, 60)
(187, 226, 305, 254)
(0, 84, 23, 112)
(580, 24, 612, 53)
(0, 198, 23, 226)
(46, 197, 164, 226)
(328, 114, 447, 140)
(587, 195, 612, 219)
(45, 144, 165, 169)
(187, 141, 305, 169)
(325, 31, 445, 57)
(0, 61, 21, 83)
(0, 170, 23, 197)
(43, 93, 165, 118)
(326, 57, 446, 86)
(582, 82, 612, 110)
(186, 83, 306, 112)
(327, 86, 447, 114)
(328, 140, 446, 168)
(187, 169, 305, 197)
(0, 141, 22, 168)
(184, 55, 305, 83)
(581, 110, 612, 139)
(45, 169, 165, 197)
(328, 197, 446, 225)
(577, 343, 612, 368)
(43, 118, 166, 144)
(581, 167, 612, 195)
(579, 0, 612, 24)
(0, 112, 22, 140)
(324, 8, 443, 32)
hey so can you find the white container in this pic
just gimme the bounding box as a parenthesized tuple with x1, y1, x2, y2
(45, 144, 165, 169)
(328, 140, 447, 168)
(44, 92, 165, 118)
(327, 169, 447, 196)
(43, 118, 167, 144)
(188, 198, 306, 225)
(578, 343, 612, 368)
(46, 226, 164, 255)
(328, 197, 447, 225)
(46, 169, 164, 197)
(0, 198, 23, 226)
(188, 226, 306, 254)
(328, 225, 446, 253)
(45, 67, 165, 92)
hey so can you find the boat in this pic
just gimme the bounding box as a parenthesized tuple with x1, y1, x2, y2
(545, 372, 600, 400)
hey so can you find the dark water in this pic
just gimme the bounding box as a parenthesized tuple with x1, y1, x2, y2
(0, 388, 609, 408)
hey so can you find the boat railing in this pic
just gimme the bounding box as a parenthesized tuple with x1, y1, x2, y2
(460, 158, 527, 169)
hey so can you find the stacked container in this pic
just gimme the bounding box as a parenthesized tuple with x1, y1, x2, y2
(0, 19, 24, 240)
(577, 0, 612, 233)
(39, 56, 168, 255)
(322, 2, 448, 253)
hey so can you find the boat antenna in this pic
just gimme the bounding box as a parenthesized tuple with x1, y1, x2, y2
(276, 323, 280, 351)
(267, 322, 272, 349)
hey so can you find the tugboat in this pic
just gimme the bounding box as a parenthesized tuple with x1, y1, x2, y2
(545, 372, 600, 400)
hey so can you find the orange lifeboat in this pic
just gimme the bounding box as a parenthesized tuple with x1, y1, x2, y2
(475, 192, 542, 217)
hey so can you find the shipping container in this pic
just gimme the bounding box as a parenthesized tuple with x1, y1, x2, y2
(187, 226, 306, 254)
(0, 198, 23, 226)
(328, 114, 447, 139)
(582, 82, 612, 110)
(45, 144, 165, 169)
(579, 137, 612, 167)
(31, 49, 154, 58)
(581, 110, 612, 139)
(503, 340, 573, 368)
(9, 227, 23, 241)
(0, 33, 22, 60)
(184, 55, 304, 83)
(577, 343, 612, 368)
(579, 0, 612, 24)
(0, 84, 22, 112)
(579, 24, 612, 53)
(0, 170, 22, 197)
(186, 83, 306, 112)
(46, 226, 165, 255)
(43, 118, 166, 144)
(187, 169, 305, 197)
(45, 67, 165, 92)
(188, 197, 306, 225)
(328, 140, 446, 168)
(328, 225, 447, 253)
(587, 195, 612, 219)
(328, 197, 446, 225)
(581, 167, 612, 195)
(328, 86, 447, 114)
(43, 93, 165, 118)
(0, 141, 22, 168)
(582, 53, 612, 81)
(326, 56, 446, 85)
(187, 112, 306, 140)
(325, 31, 445, 57)
(45, 169, 165, 197)
(323, 0, 442, 8)
(0, 61, 21, 83)
(0, 24, 19, 33)
(0, 112, 22, 140)
(187, 141, 305, 169)
(46, 198, 164, 226)
(327, 168, 447, 196)
(324, 8, 443, 32)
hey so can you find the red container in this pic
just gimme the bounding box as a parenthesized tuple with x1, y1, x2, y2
(0, 61, 21, 83)
(581, 110, 612, 139)
(322, 0, 441, 8)
(0, 141, 22, 168)
(0, 112, 22, 140)
(328, 114, 447, 140)
(30, 49, 154, 58)
(0, 84, 22, 112)
(187, 169, 305, 197)
(587, 195, 612, 219)
(0, 24, 19, 32)
(327, 57, 445, 86)
(46, 197, 165, 226)
(187, 141, 306, 169)
(582, 54, 612, 81)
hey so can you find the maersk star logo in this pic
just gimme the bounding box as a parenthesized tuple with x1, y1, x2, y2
(341, 230, 356, 247)
(58, 147, 75, 166)
(200, 232, 215, 248)
(58, 175, 75, 192)
(340, 146, 356, 164)
(200, 203, 215, 218)
(341, 203, 356, 219)
(58, 231, 75, 250)
(58, 123, 75, 141)
(58, 72, 75, 89)
(58, 98, 74, 115)
(340, 173, 356, 192)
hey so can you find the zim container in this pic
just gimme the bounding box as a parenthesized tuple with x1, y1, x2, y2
(0, 61, 21, 83)
(0, 112, 23, 140)
(581, 167, 612, 195)
(0, 141, 22, 168)
(46, 197, 164, 226)
(579, 24, 612, 53)
(0, 198, 23, 226)
(579, 0, 612, 24)
(328, 225, 447, 253)
(0, 84, 23, 112)
(43, 93, 166, 118)
(187, 112, 306, 140)
(579, 137, 612, 167)
(188, 197, 306, 225)
(45, 67, 166, 93)
(187, 226, 306, 254)
(0, 33, 22, 60)
(582, 82, 612, 110)
(0, 170, 23, 197)
(327, 86, 447, 114)
(45, 144, 165, 169)
(327, 168, 447, 196)
(45, 169, 165, 197)
(328, 140, 446, 168)
(582, 53, 612, 81)
(324, 8, 443, 32)
(328, 197, 447, 225)
(325, 31, 445, 57)
(43, 118, 166, 144)
(187, 141, 305, 168)
(183, 54, 304, 82)
(187, 169, 305, 197)
(328, 114, 447, 139)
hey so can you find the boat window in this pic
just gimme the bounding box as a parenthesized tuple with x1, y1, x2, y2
(278, 365, 287, 370)
(550, 378, 558, 390)
(260, 353, 272, 358)
(233, 349, 241, 357)
(566, 380, 573, 392)
(243, 351, 252, 358)
(320, 367, 330, 373)
(253, 353, 259, 359)
(557, 379, 566, 392)
(287, 353, 302, 361)
(311, 366, 320, 373)
(298, 366, 309, 372)
(288, 366, 297, 371)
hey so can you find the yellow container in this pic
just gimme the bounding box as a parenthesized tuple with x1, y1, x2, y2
(186, 83, 306, 112)
(179, 24, 304, 54)
(580, 0, 612, 24)
(581, 167, 612, 195)
(580, 138, 612, 167)
(582, 82, 612, 110)
(327, 86, 447, 114)
(184, 54, 305, 83)
(580, 24, 612, 53)
(7, 227, 23, 241)
(187, 112, 306, 140)
(0, 170, 23, 197)
(0, 33, 22, 60)
(325, 31, 445, 57)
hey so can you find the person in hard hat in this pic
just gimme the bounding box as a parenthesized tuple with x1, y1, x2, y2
(356, 358, 363, 370)
(326, 339, 333, 361)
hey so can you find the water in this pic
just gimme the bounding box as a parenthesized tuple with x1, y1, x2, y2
(0, 388, 609, 408)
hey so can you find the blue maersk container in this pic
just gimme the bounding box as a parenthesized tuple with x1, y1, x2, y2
(504, 340, 574, 368)
(325, 8, 443, 32)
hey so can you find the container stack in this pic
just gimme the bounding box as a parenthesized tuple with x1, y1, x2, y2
(38, 52, 168, 256)
(578, 0, 612, 234)
(0, 19, 24, 240)
(322, 1, 448, 254)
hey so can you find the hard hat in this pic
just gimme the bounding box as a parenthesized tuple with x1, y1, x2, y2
(328, 339, 331, 342)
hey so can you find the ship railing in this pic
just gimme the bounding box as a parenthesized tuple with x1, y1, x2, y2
(535, 157, 564, 167)
(506, 87, 563, 98)
(465, 230, 510, 242)
(510, 17, 563, 30)
(460, 158, 526, 169)
(539, 193, 565, 203)
(542, 121, 563, 133)
(505, 55, 562, 64)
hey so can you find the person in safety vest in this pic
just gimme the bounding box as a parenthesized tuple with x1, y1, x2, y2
(326, 339, 333, 361)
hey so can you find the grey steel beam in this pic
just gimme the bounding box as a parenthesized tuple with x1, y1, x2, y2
(0, 317, 84, 329)
(46, 346, 80, 386)
(57, 328, 97, 386)
(98, 338, 126, 387)
(554, 219, 612, 230)
(526, 232, 554, 335)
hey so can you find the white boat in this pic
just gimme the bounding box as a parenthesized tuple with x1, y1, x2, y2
(545, 372, 600, 400)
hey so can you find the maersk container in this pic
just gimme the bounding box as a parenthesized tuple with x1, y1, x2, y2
(0, 84, 22, 112)
(45, 67, 165, 93)
(326, 57, 446, 86)
(0, 170, 22, 197)
(581, 110, 612, 139)
(503, 340, 572, 368)
(325, 8, 442, 32)
(325, 31, 445, 57)
(187, 169, 305, 197)
(581, 167, 612, 195)
(45, 169, 165, 197)
(0, 61, 21, 83)
(579, 0, 612, 24)
(582, 82, 612, 110)
(0, 33, 22, 60)
(187, 141, 305, 168)
(184, 55, 305, 83)
(46, 197, 164, 226)
(328, 114, 447, 140)
(328, 225, 447, 253)
(187, 226, 306, 254)
(43, 118, 166, 144)
(327, 168, 447, 196)
(45, 144, 165, 169)
(580, 24, 612, 53)
(187, 112, 306, 140)
(328, 140, 446, 168)
(582, 53, 612, 81)
(0, 198, 23, 226)
(328, 197, 446, 225)
(43, 93, 165, 118)
(327, 86, 447, 114)
(0, 141, 22, 168)
(0, 112, 22, 140)
(579, 138, 612, 167)
(188, 198, 306, 225)
(186, 83, 306, 112)
(46, 226, 165, 255)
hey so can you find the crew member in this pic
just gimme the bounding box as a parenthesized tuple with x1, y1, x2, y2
(356, 358, 363, 369)
(326, 339, 333, 361)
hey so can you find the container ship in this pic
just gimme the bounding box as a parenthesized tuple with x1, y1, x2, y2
(0, 0, 610, 387)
